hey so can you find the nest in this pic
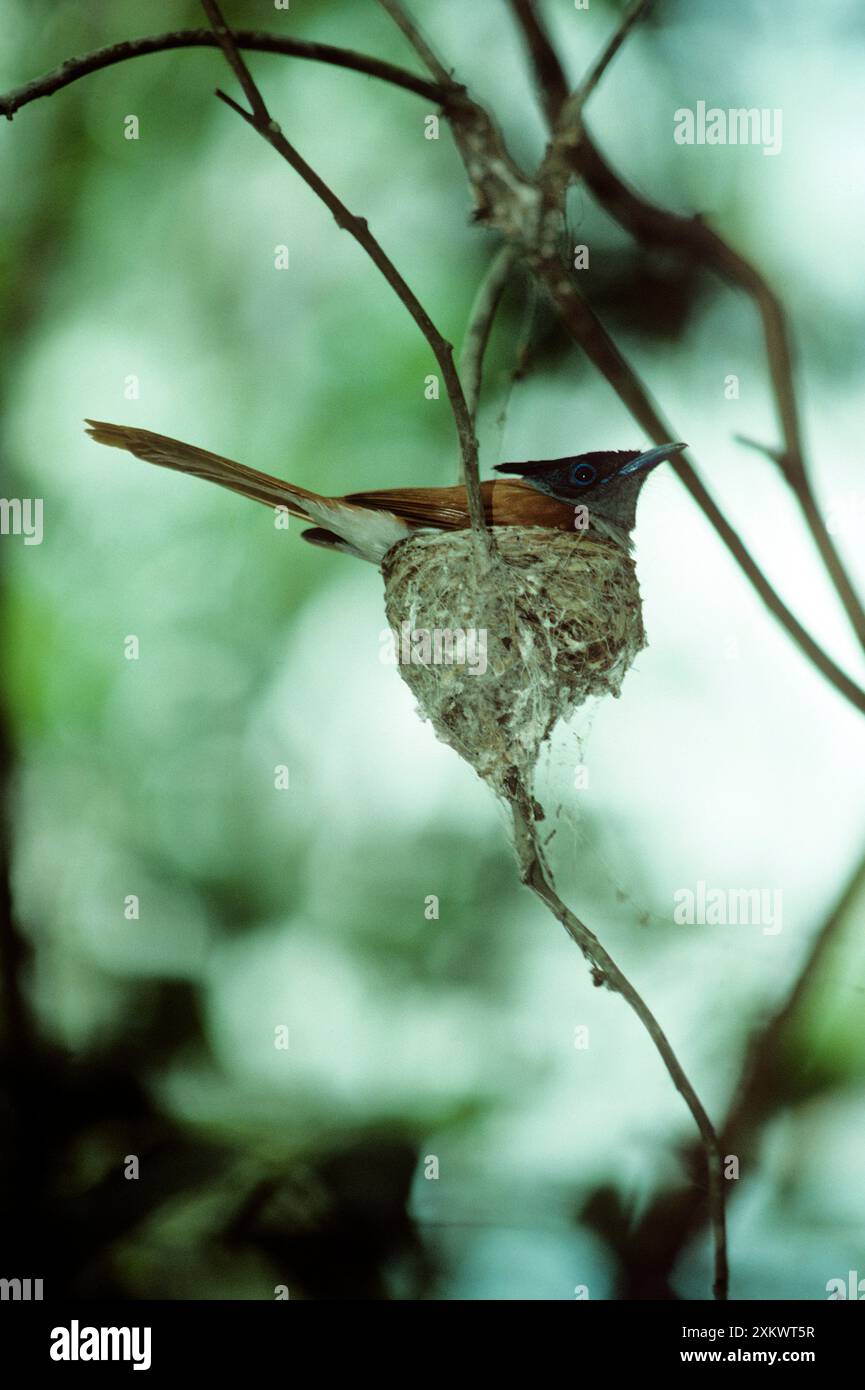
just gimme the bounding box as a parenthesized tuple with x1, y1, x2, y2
(381, 526, 646, 796)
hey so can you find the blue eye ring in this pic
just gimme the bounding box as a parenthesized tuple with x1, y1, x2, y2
(569, 462, 597, 486)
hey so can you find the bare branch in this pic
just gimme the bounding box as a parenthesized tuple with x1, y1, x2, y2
(570, 0, 653, 114)
(0, 28, 444, 121)
(201, 0, 268, 122)
(735, 434, 787, 467)
(374, 0, 452, 86)
(516, 0, 653, 191)
(539, 2, 654, 220)
(459, 245, 519, 425)
(509, 783, 728, 1301)
(198, 2, 490, 547)
(494, 279, 541, 457)
(506, 0, 569, 128)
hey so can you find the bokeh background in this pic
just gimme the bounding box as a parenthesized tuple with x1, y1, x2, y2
(1, 0, 864, 1300)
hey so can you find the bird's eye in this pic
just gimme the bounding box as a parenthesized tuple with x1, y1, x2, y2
(570, 463, 597, 486)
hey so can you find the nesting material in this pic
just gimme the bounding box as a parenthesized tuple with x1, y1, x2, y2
(381, 526, 646, 794)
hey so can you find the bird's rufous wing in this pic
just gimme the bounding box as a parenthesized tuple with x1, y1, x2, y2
(343, 480, 574, 530)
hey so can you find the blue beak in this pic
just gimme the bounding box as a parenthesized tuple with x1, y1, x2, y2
(615, 442, 687, 477)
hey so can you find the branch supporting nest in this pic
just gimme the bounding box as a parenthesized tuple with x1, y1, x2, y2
(508, 781, 728, 1301)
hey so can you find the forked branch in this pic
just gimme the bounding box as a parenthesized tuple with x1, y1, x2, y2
(199, 0, 490, 547)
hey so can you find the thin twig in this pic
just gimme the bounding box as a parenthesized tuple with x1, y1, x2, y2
(735, 434, 786, 467)
(509, 783, 728, 1301)
(198, 1, 489, 548)
(0, 28, 442, 120)
(202, 1, 269, 122)
(537, 1, 653, 249)
(570, 0, 653, 114)
(737, 432, 865, 654)
(494, 278, 540, 453)
(506, 0, 569, 129)
(374, 0, 452, 85)
(459, 245, 518, 424)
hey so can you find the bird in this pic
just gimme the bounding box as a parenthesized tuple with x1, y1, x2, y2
(84, 421, 685, 564)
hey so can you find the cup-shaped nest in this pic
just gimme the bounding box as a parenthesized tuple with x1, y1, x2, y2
(381, 526, 646, 795)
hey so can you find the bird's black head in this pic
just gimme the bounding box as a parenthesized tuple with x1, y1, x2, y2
(494, 443, 686, 532)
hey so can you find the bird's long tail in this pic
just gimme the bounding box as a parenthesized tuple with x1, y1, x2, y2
(84, 421, 411, 562)
(85, 420, 317, 516)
